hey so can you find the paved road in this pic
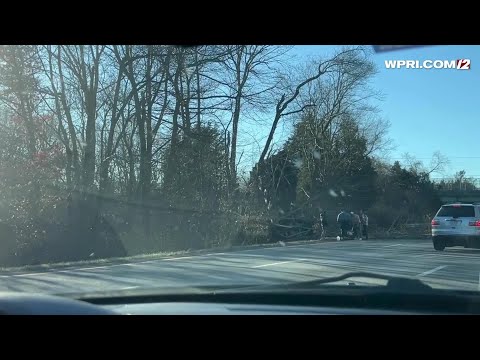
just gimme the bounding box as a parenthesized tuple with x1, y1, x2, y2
(1, 238, 480, 294)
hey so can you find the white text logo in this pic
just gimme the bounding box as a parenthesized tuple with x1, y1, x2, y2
(385, 59, 471, 70)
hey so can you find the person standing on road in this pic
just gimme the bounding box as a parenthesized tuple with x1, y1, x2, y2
(351, 212, 361, 240)
(360, 210, 369, 240)
(337, 210, 351, 240)
(320, 210, 328, 239)
(313, 207, 323, 240)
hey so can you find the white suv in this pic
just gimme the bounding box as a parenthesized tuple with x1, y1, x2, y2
(431, 203, 480, 251)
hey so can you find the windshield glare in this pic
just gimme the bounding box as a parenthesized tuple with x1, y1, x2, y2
(0, 44, 478, 297)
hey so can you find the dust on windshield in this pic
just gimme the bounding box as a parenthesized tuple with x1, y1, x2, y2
(0, 45, 478, 294)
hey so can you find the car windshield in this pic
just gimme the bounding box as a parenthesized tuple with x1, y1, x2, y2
(0, 45, 479, 298)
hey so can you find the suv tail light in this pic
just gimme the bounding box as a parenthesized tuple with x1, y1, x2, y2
(468, 220, 480, 227)
(431, 219, 440, 226)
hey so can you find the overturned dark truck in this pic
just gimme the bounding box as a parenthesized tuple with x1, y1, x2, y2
(268, 205, 320, 242)
(269, 217, 316, 241)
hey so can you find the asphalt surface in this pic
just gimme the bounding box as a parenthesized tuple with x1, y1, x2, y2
(1, 238, 480, 294)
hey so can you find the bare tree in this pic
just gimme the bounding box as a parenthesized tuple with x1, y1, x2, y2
(61, 45, 105, 190)
(97, 47, 133, 193)
(258, 47, 376, 165)
(402, 151, 449, 176)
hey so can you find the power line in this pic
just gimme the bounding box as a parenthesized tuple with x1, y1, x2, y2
(389, 157, 480, 159)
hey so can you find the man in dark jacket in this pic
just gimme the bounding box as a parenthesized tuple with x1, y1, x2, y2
(352, 211, 361, 240)
(337, 210, 352, 240)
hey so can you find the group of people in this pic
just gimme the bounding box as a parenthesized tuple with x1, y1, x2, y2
(312, 207, 369, 241)
(336, 209, 368, 240)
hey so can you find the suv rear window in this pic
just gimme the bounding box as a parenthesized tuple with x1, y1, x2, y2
(437, 205, 475, 218)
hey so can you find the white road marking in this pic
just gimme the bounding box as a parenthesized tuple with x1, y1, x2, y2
(120, 286, 139, 290)
(418, 265, 447, 277)
(412, 253, 436, 258)
(7, 264, 113, 277)
(162, 256, 197, 261)
(73, 265, 109, 271)
(207, 275, 229, 280)
(268, 242, 338, 250)
(2, 272, 47, 278)
(252, 259, 306, 268)
(383, 244, 403, 248)
(221, 253, 267, 258)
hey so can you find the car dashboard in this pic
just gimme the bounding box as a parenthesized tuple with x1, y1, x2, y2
(0, 292, 424, 315)
(103, 302, 421, 315)
(1, 286, 479, 314)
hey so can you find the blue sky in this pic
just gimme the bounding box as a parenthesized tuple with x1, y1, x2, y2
(290, 45, 480, 180)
